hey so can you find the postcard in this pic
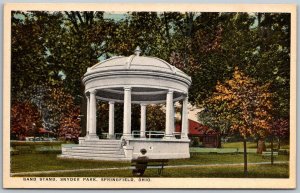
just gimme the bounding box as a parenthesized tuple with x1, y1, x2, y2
(3, 3, 297, 189)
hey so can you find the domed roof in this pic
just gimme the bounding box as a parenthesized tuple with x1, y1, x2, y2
(82, 47, 192, 103)
(86, 47, 190, 80)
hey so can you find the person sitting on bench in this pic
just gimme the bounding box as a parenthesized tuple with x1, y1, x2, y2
(132, 148, 148, 176)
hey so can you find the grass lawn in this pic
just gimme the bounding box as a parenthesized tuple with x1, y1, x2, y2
(13, 162, 289, 178)
(11, 154, 130, 173)
(222, 141, 290, 149)
(222, 142, 258, 148)
(170, 153, 288, 166)
(11, 153, 289, 178)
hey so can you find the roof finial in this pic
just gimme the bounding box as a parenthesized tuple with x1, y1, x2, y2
(134, 46, 142, 56)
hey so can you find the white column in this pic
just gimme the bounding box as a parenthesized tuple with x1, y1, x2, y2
(173, 103, 176, 130)
(140, 104, 146, 138)
(88, 89, 98, 140)
(181, 96, 189, 139)
(123, 87, 132, 137)
(86, 96, 90, 137)
(164, 90, 174, 139)
(108, 101, 115, 139)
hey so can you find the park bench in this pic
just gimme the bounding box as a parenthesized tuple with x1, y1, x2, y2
(262, 151, 278, 158)
(131, 158, 169, 176)
(10, 147, 19, 155)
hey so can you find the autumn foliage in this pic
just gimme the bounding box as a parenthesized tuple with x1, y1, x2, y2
(58, 106, 81, 142)
(272, 118, 289, 149)
(207, 68, 273, 139)
(11, 86, 82, 141)
(205, 68, 274, 175)
(49, 87, 82, 141)
(10, 11, 290, 145)
(273, 119, 289, 139)
(11, 102, 41, 140)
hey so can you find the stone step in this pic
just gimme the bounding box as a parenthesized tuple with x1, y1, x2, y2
(65, 152, 126, 158)
(63, 153, 125, 158)
(79, 143, 121, 147)
(84, 139, 120, 142)
(82, 143, 121, 146)
(65, 149, 125, 155)
(61, 140, 126, 161)
(58, 155, 129, 161)
(79, 144, 122, 149)
(82, 140, 121, 144)
(69, 146, 122, 151)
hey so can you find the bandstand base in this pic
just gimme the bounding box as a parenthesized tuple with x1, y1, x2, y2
(59, 137, 190, 161)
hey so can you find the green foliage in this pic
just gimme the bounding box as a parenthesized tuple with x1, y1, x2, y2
(190, 137, 201, 147)
(11, 11, 290, 139)
(95, 102, 125, 135)
(146, 104, 166, 131)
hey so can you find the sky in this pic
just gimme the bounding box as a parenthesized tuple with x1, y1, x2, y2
(103, 12, 127, 21)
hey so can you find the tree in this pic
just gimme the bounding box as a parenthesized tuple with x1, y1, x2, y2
(11, 11, 116, 131)
(11, 11, 290, 144)
(11, 102, 42, 140)
(170, 12, 233, 104)
(146, 105, 166, 132)
(205, 68, 273, 175)
(198, 108, 231, 136)
(11, 11, 69, 102)
(252, 13, 290, 119)
(58, 106, 81, 142)
(272, 118, 289, 150)
(41, 86, 75, 132)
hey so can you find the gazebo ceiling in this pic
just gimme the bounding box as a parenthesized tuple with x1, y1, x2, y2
(82, 47, 192, 103)
(96, 87, 184, 104)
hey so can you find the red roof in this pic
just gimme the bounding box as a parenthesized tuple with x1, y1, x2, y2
(175, 119, 219, 135)
(38, 128, 54, 134)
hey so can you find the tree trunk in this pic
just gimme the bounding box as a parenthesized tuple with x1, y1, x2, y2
(277, 138, 281, 150)
(271, 135, 274, 165)
(243, 138, 248, 176)
(256, 139, 266, 154)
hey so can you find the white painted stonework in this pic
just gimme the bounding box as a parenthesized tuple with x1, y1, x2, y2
(125, 138, 190, 160)
(59, 47, 192, 161)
